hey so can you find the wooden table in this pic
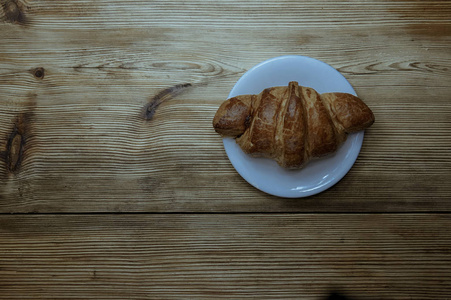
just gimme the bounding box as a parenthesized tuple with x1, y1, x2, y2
(1, 0, 450, 298)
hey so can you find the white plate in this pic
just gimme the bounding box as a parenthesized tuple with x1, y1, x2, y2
(223, 55, 364, 198)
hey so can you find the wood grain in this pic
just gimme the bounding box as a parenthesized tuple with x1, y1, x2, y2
(0, 214, 450, 299)
(1, 2, 450, 299)
(0, 0, 450, 212)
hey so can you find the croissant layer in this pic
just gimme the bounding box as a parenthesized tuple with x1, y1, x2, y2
(213, 81, 374, 168)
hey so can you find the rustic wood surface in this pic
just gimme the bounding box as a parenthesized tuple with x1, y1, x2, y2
(1, 214, 450, 299)
(0, 0, 450, 298)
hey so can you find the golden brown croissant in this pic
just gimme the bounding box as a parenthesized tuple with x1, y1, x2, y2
(213, 81, 374, 169)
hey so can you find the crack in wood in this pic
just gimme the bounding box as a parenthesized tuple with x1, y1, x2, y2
(143, 83, 192, 121)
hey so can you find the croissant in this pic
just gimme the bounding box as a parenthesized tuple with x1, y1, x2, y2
(213, 81, 374, 169)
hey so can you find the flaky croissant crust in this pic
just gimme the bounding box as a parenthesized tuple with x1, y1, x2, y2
(213, 81, 374, 169)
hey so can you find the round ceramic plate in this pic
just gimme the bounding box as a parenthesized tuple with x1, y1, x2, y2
(223, 55, 365, 198)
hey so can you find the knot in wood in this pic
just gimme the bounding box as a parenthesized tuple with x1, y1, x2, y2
(33, 67, 45, 79)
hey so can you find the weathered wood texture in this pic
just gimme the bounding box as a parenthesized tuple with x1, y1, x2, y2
(1, 214, 450, 299)
(1, 0, 450, 212)
(1, 2, 450, 298)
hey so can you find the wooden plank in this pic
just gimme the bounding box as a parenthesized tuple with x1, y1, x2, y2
(0, 0, 450, 212)
(1, 0, 450, 28)
(0, 214, 450, 299)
